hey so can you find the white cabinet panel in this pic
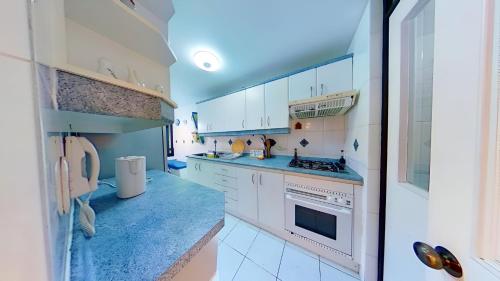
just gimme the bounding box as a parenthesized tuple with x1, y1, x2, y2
(219, 90, 246, 132)
(288, 68, 316, 102)
(0, 0, 30, 59)
(257, 170, 285, 231)
(197, 102, 209, 133)
(264, 77, 289, 129)
(316, 57, 353, 96)
(237, 168, 258, 221)
(186, 158, 214, 187)
(245, 85, 265, 130)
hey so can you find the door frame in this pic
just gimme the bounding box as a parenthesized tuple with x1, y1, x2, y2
(378, 0, 401, 280)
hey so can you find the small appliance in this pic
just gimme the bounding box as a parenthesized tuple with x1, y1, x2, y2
(115, 156, 146, 198)
(65, 136, 100, 198)
(284, 175, 354, 257)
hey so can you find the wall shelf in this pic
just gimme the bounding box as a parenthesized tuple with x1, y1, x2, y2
(65, 0, 176, 67)
(42, 109, 168, 134)
(57, 64, 177, 108)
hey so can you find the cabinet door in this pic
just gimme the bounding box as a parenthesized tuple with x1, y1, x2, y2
(288, 68, 316, 102)
(219, 91, 246, 132)
(197, 102, 209, 133)
(245, 85, 265, 130)
(264, 77, 289, 129)
(237, 168, 258, 221)
(197, 161, 214, 187)
(204, 99, 220, 132)
(186, 158, 200, 183)
(257, 170, 285, 230)
(316, 57, 353, 96)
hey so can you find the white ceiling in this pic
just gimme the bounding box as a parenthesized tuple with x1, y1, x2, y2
(160, 0, 368, 105)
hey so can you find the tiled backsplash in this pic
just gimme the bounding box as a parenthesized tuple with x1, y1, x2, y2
(172, 104, 346, 161)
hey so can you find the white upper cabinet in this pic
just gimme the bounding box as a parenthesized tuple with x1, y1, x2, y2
(288, 68, 317, 101)
(245, 85, 265, 130)
(316, 57, 353, 96)
(219, 90, 246, 132)
(197, 102, 209, 133)
(264, 77, 289, 129)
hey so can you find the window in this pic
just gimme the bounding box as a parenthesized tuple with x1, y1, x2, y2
(401, 0, 435, 191)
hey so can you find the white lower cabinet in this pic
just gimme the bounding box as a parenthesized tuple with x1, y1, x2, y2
(187, 160, 285, 233)
(186, 158, 214, 187)
(256, 170, 285, 230)
(237, 168, 284, 232)
(237, 168, 258, 221)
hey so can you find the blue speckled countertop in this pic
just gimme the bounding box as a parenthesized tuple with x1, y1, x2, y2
(70, 170, 225, 281)
(187, 154, 363, 184)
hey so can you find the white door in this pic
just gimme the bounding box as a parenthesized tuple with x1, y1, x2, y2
(237, 168, 258, 221)
(289, 68, 317, 101)
(245, 85, 265, 130)
(219, 91, 246, 132)
(385, 0, 499, 280)
(316, 58, 353, 96)
(264, 77, 289, 129)
(257, 170, 285, 231)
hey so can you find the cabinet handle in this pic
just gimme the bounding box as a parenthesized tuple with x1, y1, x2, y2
(267, 116, 270, 127)
(242, 120, 245, 128)
(252, 174, 255, 184)
(321, 84, 324, 95)
(310, 86, 313, 97)
(198, 164, 201, 171)
(261, 117, 263, 127)
(259, 174, 263, 185)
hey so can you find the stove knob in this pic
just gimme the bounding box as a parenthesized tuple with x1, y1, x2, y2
(336, 197, 343, 204)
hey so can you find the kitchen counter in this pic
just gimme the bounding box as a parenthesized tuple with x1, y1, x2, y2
(186, 154, 363, 185)
(70, 170, 225, 281)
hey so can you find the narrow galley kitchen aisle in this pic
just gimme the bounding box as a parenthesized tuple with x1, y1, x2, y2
(215, 213, 360, 281)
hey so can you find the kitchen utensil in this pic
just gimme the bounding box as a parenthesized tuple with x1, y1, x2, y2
(115, 156, 146, 198)
(231, 139, 245, 153)
(65, 136, 100, 198)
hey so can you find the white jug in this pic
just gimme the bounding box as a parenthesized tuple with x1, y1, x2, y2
(115, 156, 146, 198)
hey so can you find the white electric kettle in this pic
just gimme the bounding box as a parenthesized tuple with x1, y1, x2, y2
(115, 156, 146, 198)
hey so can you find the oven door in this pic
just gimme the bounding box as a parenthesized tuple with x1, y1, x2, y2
(285, 192, 352, 255)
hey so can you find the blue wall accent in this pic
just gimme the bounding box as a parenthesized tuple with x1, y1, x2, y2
(198, 127, 290, 137)
(83, 127, 166, 179)
(196, 54, 353, 104)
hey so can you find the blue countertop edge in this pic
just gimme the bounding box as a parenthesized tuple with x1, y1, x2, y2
(186, 154, 364, 185)
(70, 170, 225, 281)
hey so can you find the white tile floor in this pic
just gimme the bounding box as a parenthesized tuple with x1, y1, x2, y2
(215, 213, 359, 281)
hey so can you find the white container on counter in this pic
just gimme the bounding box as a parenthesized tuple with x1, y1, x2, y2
(115, 156, 146, 198)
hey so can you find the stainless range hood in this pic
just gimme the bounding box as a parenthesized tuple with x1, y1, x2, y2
(288, 90, 359, 119)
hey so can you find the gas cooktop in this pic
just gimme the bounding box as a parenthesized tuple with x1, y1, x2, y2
(288, 158, 346, 173)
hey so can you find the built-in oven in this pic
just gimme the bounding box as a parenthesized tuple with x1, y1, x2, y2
(285, 181, 353, 256)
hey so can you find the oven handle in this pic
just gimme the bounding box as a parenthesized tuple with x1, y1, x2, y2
(285, 193, 352, 215)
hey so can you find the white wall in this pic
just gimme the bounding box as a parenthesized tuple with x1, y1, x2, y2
(172, 104, 346, 161)
(0, 1, 51, 280)
(344, 0, 383, 280)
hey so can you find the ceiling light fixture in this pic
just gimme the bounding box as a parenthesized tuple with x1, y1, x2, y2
(193, 50, 221, 72)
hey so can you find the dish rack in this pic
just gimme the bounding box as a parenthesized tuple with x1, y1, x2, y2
(289, 90, 359, 119)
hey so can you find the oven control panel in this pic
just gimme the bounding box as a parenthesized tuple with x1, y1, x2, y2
(285, 181, 354, 209)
